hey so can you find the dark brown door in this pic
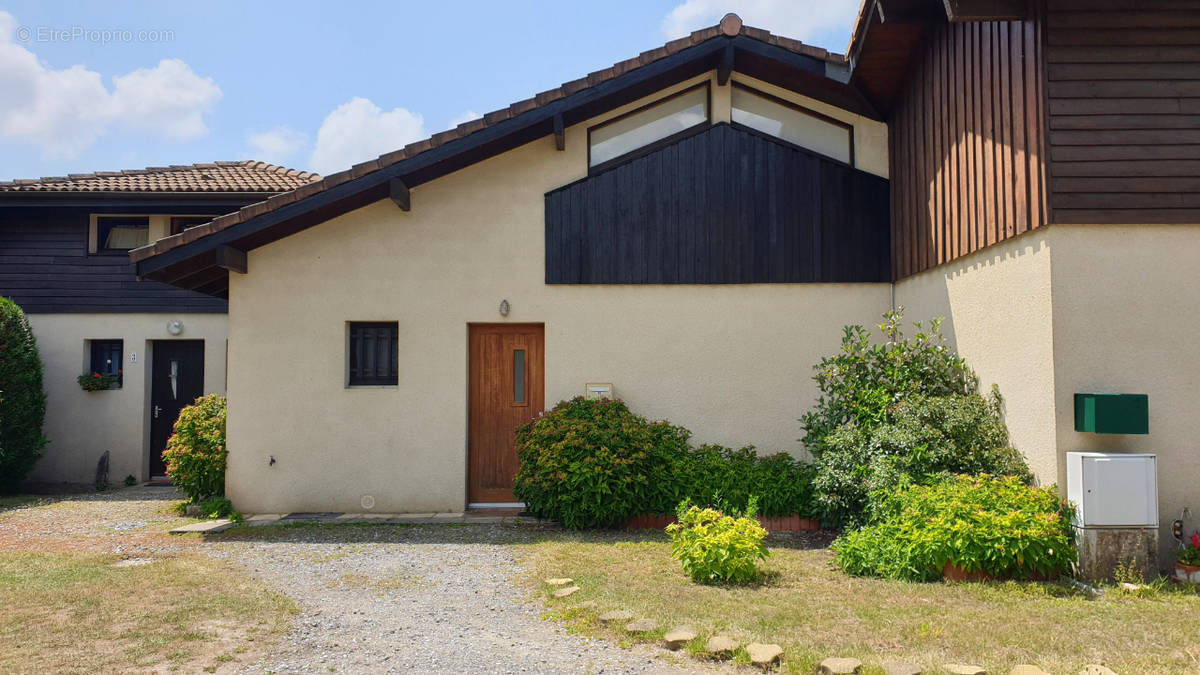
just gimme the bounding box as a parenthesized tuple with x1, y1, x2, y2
(468, 324, 544, 504)
(150, 340, 205, 477)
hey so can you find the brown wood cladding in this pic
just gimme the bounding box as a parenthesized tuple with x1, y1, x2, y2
(888, 14, 1048, 280)
(1045, 0, 1200, 224)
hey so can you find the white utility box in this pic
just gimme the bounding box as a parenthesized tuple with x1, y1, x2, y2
(1066, 452, 1157, 528)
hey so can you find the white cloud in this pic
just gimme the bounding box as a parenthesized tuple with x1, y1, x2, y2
(0, 11, 221, 158)
(246, 126, 309, 166)
(309, 97, 427, 175)
(448, 109, 481, 129)
(661, 0, 860, 44)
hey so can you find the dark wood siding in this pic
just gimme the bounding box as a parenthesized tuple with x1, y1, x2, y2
(0, 207, 228, 313)
(545, 123, 890, 284)
(1045, 0, 1200, 224)
(888, 14, 1049, 280)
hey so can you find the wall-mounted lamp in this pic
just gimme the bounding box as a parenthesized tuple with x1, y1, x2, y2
(167, 319, 184, 335)
(499, 299, 510, 317)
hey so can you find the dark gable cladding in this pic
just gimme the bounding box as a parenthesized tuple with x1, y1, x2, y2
(546, 123, 889, 284)
(132, 31, 878, 297)
(0, 202, 244, 313)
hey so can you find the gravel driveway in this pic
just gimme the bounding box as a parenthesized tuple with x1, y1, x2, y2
(4, 486, 712, 673)
(214, 522, 709, 674)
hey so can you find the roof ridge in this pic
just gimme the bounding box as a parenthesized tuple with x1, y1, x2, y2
(0, 159, 320, 191)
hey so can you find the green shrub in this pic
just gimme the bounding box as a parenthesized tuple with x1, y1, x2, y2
(832, 475, 1075, 582)
(684, 444, 817, 519)
(0, 298, 47, 493)
(161, 394, 227, 503)
(514, 398, 820, 529)
(817, 390, 1032, 526)
(513, 397, 693, 529)
(801, 310, 976, 461)
(666, 497, 769, 584)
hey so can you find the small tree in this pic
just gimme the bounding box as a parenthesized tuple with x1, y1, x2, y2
(0, 298, 48, 493)
(161, 394, 227, 503)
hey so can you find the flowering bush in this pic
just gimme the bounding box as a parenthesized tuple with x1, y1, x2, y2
(1176, 531, 1200, 566)
(77, 371, 121, 391)
(832, 474, 1075, 582)
(667, 497, 769, 584)
(161, 394, 227, 503)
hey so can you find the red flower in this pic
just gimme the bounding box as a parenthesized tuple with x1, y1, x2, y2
(1191, 530, 1199, 549)
(117, 369, 123, 375)
(92, 372, 101, 378)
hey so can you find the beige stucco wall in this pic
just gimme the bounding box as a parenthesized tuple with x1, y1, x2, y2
(897, 222, 1200, 568)
(225, 73, 892, 514)
(1048, 223, 1200, 564)
(27, 313, 227, 484)
(894, 230, 1059, 484)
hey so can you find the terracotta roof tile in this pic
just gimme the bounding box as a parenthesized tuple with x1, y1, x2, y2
(0, 160, 319, 193)
(131, 15, 848, 265)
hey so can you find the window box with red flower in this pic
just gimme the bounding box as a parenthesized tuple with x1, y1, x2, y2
(1173, 530, 1200, 584)
(77, 370, 122, 391)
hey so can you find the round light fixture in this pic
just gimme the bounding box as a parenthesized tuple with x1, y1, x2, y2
(361, 495, 376, 510)
(166, 320, 184, 335)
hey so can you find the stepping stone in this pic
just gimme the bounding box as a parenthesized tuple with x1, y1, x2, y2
(1010, 667, 1048, 675)
(746, 643, 783, 669)
(1080, 667, 1117, 675)
(663, 626, 697, 650)
(882, 662, 922, 675)
(551, 585, 579, 598)
(169, 519, 233, 534)
(944, 666, 987, 675)
(818, 657, 863, 674)
(579, 600, 597, 609)
(624, 618, 658, 633)
(545, 577, 573, 586)
(705, 635, 738, 656)
(598, 610, 634, 624)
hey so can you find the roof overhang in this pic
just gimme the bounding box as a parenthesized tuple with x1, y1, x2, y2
(134, 33, 880, 298)
(847, 0, 1028, 115)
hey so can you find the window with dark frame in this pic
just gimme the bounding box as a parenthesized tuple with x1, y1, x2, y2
(587, 82, 711, 170)
(89, 339, 123, 386)
(730, 83, 854, 166)
(348, 322, 398, 386)
(96, 216, 150, 252)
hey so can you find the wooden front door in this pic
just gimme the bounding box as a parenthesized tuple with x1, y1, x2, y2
(150, 340, 205, 477)
(468, 324, 544, 504)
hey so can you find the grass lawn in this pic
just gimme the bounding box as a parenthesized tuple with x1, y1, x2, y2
(0, 551, 295, 673)
(524, 533, 1200, 674)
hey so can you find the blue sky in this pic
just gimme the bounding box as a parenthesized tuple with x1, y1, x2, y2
(0, 0, 861, 181)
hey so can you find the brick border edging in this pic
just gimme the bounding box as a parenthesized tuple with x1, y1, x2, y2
(624, 513, 820, 531)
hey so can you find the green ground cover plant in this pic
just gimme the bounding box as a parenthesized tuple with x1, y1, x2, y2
(832, 474, 1075, 582)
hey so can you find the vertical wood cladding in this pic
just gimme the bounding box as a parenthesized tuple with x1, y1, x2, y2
(889, 16, 1048, 280)
(1045, 0, 1200, 224)
(545, 123, 890, 284)
(0, 208, 228, 313)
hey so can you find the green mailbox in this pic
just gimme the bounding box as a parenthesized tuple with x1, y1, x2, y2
(1074, 393, 1148, 434)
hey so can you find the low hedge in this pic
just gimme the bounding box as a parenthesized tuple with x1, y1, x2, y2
(513, 397, 818, 529)
(832, 474, 1075, 582)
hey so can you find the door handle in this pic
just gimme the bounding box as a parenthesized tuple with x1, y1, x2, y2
(154, 406, 162, 419)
